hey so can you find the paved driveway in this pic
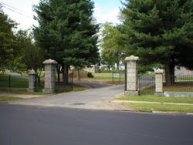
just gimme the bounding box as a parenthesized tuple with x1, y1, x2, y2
(12, 82, 124, 109)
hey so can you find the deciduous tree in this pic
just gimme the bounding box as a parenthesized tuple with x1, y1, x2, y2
(101, 23, 124, 70)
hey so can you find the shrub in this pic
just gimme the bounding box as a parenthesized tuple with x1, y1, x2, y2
(87, 72, 94, 78)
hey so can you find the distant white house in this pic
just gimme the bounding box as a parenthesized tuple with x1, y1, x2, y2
(84, 65, 100, 73)
(175, 67, 193, 76)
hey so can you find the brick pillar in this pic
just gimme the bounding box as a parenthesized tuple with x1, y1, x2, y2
(28, 69, 36, 92)
(125, 55, 139, 96)
(43, 59, 57, 93)
(155, 69, 164, 96)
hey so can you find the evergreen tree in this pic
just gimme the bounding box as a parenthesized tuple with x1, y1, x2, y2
(33, 0, 99, 83)
(0, 6, 16, 71)
(121, 0, 193, 85)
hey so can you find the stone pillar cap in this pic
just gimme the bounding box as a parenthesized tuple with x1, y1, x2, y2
(155, 69, 164, 74)
(125, 55, 139, 61)
(29, 69, 36, 75)
(43, 59, 57, 65)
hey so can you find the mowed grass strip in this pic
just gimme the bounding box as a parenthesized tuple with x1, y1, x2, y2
(120, 96, 193, 104)
(119, 96, 193, 112)
(129, 103, 193, 113)
(0, 96, 22, 102)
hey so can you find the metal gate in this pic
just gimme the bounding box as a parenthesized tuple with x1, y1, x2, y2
(138, 73, 155, 95)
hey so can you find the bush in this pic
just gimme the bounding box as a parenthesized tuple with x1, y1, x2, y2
(87, 72, 94, 78)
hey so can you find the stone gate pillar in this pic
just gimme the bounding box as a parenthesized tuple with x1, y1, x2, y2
(43, 59, 57, 93)
(28, 69, 36, 92)
(155, 69, 164, 96)
(125, 55, 139, 96)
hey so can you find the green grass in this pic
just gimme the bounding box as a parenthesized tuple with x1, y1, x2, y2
(93, 73, 113, 79)
(0, 75, 28, 88)
(120, 96, 193, 104)
(90, 73, 124, 84)
(56, 87, 86, 93)
(72, 87, 87, 92)
(0, 96, 22, 102)
(55, 85, 87, 93)
(0, 88, 46, 95)
(119, 95, 193, 112)
(129, 103, 193, 113)
(140, 89, 154, 95)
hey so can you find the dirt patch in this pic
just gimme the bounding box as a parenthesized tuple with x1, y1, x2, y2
(164, 83, 193, 91)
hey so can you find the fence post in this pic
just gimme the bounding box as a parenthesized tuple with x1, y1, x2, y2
(8, 75, 11, 88)
(43, 59, 57, 93)
(28, 69, 36, 92)
(155, 69, 164, 96)
(124, 55, 139, 96)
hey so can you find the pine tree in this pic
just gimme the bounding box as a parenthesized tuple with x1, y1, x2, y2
(121, 0, 193, 85)
(33, 0, 99, 83)
(0, 6, 16, 71)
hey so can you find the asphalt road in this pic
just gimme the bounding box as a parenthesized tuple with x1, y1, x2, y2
(1, 105, 193, 145)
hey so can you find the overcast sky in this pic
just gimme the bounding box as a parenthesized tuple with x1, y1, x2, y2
(0, 0, 122, 30)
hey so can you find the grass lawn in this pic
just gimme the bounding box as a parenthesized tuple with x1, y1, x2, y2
(85, 73, 124, 84)
(129, 103, 193, 113)
(119, 95, 193, 113)
(120, 96, 193, 104)
(93, 73, 113, 79)
(0, 75, 28, 88)
(0, 96, 22, 102)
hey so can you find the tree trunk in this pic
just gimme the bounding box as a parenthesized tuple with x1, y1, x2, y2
(77, 69, 81, 81)
(56, 64, 60, 83)
(62, 64, 69, 84)
(165, 62, 175, 86)
(116, 62, 120, 71)
(34, 69, 40, 88)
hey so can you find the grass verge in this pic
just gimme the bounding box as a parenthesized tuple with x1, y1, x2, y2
(120, 96, 193, 104)
(0, 96, 22, 102)
(119, 95, 193, 113)
(129, 103, 193, 113)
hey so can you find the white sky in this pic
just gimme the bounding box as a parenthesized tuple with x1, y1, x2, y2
(0, 0, 122, 30)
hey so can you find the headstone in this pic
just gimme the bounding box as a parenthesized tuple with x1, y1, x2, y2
(125, 55, 139, 96)
(43, 59, 57, 93)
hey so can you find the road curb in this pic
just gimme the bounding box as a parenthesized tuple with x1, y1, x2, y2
(151, 111, 193, 116)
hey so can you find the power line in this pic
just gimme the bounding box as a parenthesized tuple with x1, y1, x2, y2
(0, 1, 31, 19)
(0, 1, 24, 12)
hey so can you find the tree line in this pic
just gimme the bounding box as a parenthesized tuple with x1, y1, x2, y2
(101, 0, 193, 85)
(1, 0, 193, 86)
(0, 0, 99, 84)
